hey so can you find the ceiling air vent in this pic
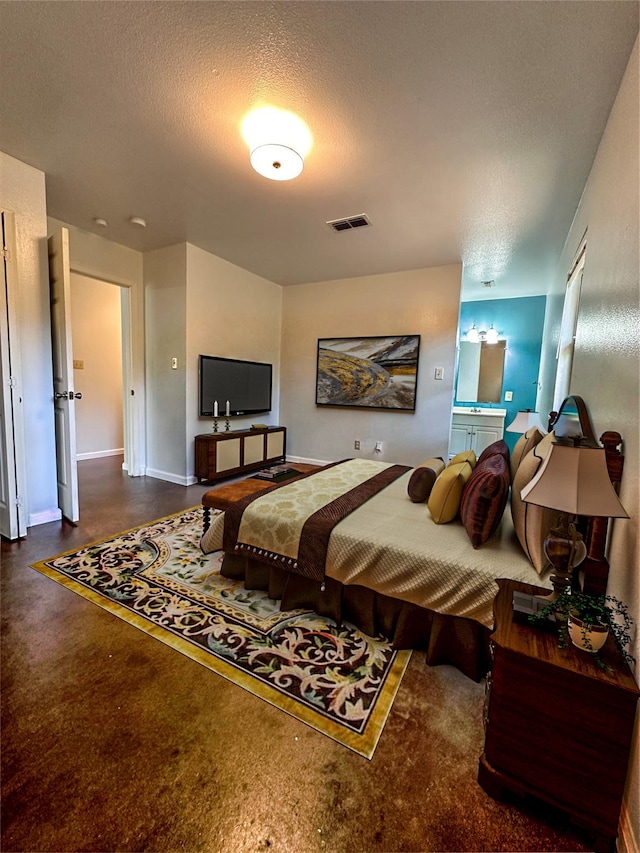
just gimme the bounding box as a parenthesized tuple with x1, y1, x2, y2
(326, 213, 372, 233)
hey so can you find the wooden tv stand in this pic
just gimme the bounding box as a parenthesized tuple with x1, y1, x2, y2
(194, 426, 286, 483)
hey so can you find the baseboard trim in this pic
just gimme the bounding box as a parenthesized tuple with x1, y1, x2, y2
(145, 468, 192, 487)
(122, 463, 147, 477)
(619, 800, 639, 853)
(77, 448, 124, 461)
(286, 454, 333, 467)
(29, 507, 62, 527)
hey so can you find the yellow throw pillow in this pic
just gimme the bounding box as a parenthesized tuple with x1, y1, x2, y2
(449, 449, 477, 469)
(428, 461, 473, 524)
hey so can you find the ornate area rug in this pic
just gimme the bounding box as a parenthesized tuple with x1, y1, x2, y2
(31, 508, 410, 759)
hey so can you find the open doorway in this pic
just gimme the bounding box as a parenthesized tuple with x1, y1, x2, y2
(69, 273, 125, 469)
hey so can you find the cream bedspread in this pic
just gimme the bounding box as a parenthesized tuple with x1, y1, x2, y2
(233, 458, 404, 565)
(202, 469, 550, 629)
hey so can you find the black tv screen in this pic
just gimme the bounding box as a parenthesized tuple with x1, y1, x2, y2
(199, 355, 272, 417)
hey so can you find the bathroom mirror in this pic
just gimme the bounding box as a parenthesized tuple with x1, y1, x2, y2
(456, 340, 506, 403)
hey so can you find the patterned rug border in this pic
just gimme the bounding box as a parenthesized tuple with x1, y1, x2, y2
(31, 507, 411, 759)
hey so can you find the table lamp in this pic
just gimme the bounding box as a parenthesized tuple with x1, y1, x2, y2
(520, 442, 629, 599)
(506, 409, 546, 434)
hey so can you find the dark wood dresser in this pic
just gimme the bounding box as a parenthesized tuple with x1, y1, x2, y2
(479, 579, 639, 853)
(194, 426, 286, 483)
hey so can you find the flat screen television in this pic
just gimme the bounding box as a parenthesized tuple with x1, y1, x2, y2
(198, 355, 272, 417)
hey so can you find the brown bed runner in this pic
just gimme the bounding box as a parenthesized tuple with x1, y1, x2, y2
(223, 460, 410, 583)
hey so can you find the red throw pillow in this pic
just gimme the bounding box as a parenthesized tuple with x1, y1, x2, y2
(476, 439, 510, 468)
(460, 453, 511, 548)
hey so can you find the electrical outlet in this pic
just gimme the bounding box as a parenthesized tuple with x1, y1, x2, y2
(375, 441, 383, 453)
(354, 440, 361, 450)
(505, 390, 513, 401)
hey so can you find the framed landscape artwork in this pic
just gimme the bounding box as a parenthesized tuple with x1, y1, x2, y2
(316, 335, 420, 411)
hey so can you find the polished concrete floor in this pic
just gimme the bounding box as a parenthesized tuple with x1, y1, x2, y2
(1, 458, 593, 853)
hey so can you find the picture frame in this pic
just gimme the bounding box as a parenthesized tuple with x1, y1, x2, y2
(315, 335, 420, 411)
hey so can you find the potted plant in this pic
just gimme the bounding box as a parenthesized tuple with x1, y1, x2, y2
(529, 589, 635, 669)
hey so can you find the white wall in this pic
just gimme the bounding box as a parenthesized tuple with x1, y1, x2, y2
(281, 264, 461, 465)
(144, 244, 188, 483)
(0, 153, 59, 526)
(143, 243, 282, 485)
(70, 274, 123, 458)
(185, 244, 282, 478)
(539, 37, 639, 853)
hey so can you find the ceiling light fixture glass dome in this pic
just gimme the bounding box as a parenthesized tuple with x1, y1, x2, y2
(241, 107, 312, 181)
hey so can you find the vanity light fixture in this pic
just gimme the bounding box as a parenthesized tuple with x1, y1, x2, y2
(466, 325, 480, 343)
(465, 324, 499, 344)
(241, 106, 312, 181)
(485, 325, 499, 344)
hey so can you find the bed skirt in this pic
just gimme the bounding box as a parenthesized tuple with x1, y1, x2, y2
(221, 553, 491, 683)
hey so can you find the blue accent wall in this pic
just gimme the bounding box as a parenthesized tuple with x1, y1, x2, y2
(457, 296, 546, 452)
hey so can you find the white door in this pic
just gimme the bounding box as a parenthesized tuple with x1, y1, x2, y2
(48, 228, 80, 523)
(0, 211, 28, 539)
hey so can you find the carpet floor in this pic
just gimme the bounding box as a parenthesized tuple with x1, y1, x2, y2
(31, 507, 410, 759)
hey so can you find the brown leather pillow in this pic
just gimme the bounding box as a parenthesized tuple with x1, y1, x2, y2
(407, 458, 445, 503)
(460, 453, 511, 548)
(477, 439, 510, 467)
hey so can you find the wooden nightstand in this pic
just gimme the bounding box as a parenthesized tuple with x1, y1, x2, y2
(479, 578, 639, 853)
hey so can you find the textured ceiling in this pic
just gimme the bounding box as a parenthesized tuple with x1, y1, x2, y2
(0, 1, 637, 299)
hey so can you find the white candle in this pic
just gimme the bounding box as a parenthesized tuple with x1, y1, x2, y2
(213, 400, 218, 417)
(225, 400, 230, 416)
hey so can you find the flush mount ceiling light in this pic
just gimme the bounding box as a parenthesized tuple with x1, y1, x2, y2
(129, 216, 147, 228)
(241, 106, 312, 181)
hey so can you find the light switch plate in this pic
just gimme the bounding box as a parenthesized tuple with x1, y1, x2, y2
(505, 390, 513, 401)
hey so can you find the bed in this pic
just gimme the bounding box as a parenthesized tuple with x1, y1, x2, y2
(200, 396, 624, 681)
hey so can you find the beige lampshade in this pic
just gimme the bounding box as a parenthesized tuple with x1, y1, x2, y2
(506, 410, 546, 434)
(520, 443, 629, 518)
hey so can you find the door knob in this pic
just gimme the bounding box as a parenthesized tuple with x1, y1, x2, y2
(54, 391, 83, 400)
